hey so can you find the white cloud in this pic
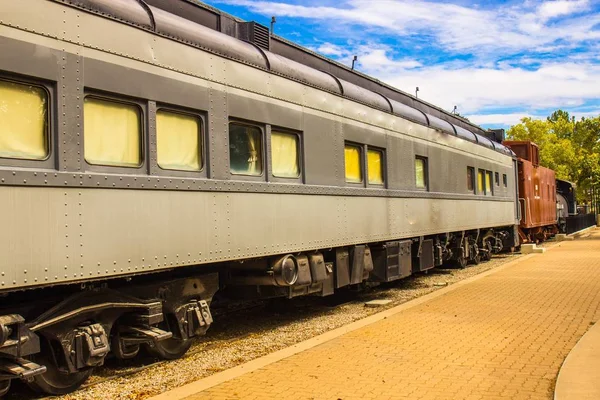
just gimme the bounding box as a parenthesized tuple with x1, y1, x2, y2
(215, 0, 600, 55)
(538, 0, 590, 20)
(350, 46, 600, 119)
(315, 43, 346, 57)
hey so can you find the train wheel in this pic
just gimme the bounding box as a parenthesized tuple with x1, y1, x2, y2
(147, 336, 192, 360)
(471, 253, 480, 265)
(145, 313, 193, 360)
(454, 255, 467, 269)
(27, 347, 92, 395)
(0, 380, 10, 397)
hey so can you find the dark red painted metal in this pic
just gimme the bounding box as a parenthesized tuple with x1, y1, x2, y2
(503, 141, 557, 241)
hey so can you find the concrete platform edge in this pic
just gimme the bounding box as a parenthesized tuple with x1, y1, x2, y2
(149, 245, 561, 400)
(554, 321, 600, 400)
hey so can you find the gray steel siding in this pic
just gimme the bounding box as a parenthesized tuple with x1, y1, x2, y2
(0, 186, 515, 291)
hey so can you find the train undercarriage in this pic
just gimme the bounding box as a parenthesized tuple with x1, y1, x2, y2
(0, 227, 515, 397)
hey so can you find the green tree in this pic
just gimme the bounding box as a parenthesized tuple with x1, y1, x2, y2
(507, 110, 600, 204)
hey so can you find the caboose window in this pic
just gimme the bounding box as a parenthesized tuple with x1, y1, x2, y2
(344, 144, 362, 183)
(271, 131, 300, 178)
(0, 79, 48, 160)
(478, 169, 485, 194)
(467, 167, 475, 193)
(156, 110, 202, 171)
(367, 149, 384, 185)
(84, 97, 141, 167)
(229, 122, 263, 176)
(415, 156, 428, 190)
(486, 171, 493, 196)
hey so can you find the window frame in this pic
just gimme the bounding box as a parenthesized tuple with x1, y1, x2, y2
(467, 166, 475, 194)
(269, 126, 303, 183)
(495, 172, 500, 186)
(344, 141, 365, 186)
(366, 146, 386, 187)
(153, 105, 207, 179)
(477, 169, 486, 195)
(83, 92, 147, 174)
(486, 170, 494, 196)
(0, 76, 55, 169)
(228, 119, 266, 181)
(503, 173, 508, 187)
(415, 156, 429, 191)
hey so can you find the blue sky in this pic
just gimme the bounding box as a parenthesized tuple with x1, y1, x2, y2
(203, 0, 600, 128)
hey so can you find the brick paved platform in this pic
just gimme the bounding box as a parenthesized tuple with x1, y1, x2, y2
(153, 230, 600, 400)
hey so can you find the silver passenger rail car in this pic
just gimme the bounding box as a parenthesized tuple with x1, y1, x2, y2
(0, 0, 518, 396)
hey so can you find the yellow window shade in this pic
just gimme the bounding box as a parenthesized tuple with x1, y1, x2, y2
(229, 123, 263, 175)
(367, 149, 384, 185)
(415, 158, 426, 189)
(84, 97, 141, 167)
(478, 170, 485, 194)
(157, 110, 201, 171)
(0, 80, 48, 160)
(486, 171, 493, 196)
(344, 144, 362, 183)
(271, 131, 299, 178)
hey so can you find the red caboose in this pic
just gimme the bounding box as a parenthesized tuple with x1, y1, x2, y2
(503, 141, 558, 242)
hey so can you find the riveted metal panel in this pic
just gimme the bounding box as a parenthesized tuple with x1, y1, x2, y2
(0, 187, 66, 289)
(150, 6, 268, 69)
(0, 0, 65, 39)
(342, 122, 387, 149)
(389, 98, 428, 125)
(82, 56, 211, 111)
(75, 7, 156, 63)
(208, 82, 229, 180)
(265, 51, 341, 94)
(454, 125, 477, 143)
(269, 73, 306, 106)
(227, 91, 302, 131)
(62, 0, 154, 29)
(337, 78, 391, 112)
(302, 114, 338, 186)
(60, 52, 83, 173)
(426, 114, 456, 135)
(151, 33, 213, 81)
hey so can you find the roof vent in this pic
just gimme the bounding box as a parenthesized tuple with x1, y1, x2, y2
(238, 21, 270, 50)
(488, 128, 506, 143)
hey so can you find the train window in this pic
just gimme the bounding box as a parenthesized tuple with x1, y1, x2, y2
(84, 97, 142, 167)
(503, 174, 507, 187)
(271, 130, 300, 178)
(495, 172, 499, 186)
(478, 169, 485, 194)
(345, 143, 363, 183)
(156, 110, 202, 171)
(486, 171, 493, 195)
(415, 156, 428, 190)
(467, 167, 475, 193)
(367, 149, 384, 185)
(229, 122, 263, 176)
(0, 79, 48, 160)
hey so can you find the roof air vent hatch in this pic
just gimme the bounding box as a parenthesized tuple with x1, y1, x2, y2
(238, 21, 270, 50)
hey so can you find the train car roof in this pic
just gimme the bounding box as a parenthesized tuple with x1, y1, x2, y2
(63, 0, 514, 157)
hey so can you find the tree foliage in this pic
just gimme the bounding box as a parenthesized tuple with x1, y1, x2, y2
(506, 111, 600, 203)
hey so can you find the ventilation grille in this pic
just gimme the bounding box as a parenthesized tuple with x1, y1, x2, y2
(238, 22, 270, 50)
